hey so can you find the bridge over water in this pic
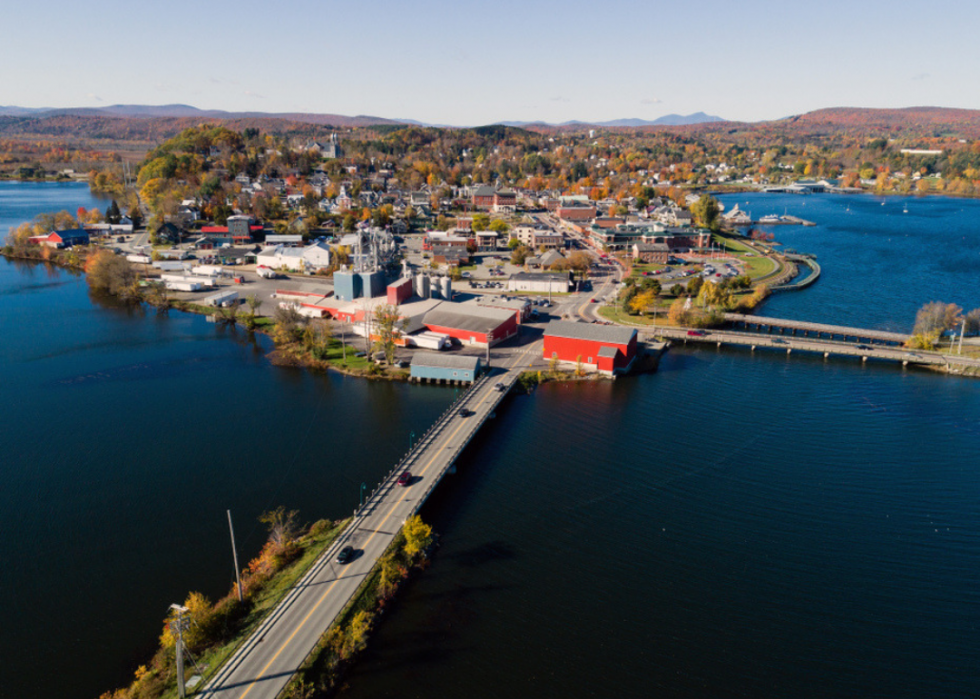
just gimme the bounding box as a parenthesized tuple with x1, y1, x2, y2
(724, 313, 908, 345)
(198, 346, 536, 699)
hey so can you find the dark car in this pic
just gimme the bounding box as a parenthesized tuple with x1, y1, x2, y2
(857, 344, 873, 350)
(336, 545, 355, 564)
(397, 471, 412, 486)
(494, 382, 506, 392)
(459, 408, 473, 418)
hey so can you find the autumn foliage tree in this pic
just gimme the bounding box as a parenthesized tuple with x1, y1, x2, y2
(85, 250, 140, 299)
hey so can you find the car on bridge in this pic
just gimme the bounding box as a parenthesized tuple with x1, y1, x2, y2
(397, 471, 413, 486)
(687, 330, 708, 336)
(459, 408, 473, 417)
(494, 382, 507, 392)
(336, 546, 356, 564)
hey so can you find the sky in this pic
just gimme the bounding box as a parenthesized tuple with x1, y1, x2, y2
(5, 0, 980, 125)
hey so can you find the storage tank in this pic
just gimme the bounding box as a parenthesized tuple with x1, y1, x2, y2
(441, 276, 452, 300)
(415, 273, 430, 299)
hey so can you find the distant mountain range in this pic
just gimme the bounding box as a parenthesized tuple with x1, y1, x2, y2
(497, 113, 725, 128)
(0, 104, 724, 129)
(4, 104, 980, 142)
(0, 104, 406, 128)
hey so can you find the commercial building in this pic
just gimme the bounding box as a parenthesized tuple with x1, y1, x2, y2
(410, 352, 482, 384)
(29, 229, 90, 248)
(507, 272, 571, 294)
(422, 303, 517, 347)
(542, 321, 638, 376)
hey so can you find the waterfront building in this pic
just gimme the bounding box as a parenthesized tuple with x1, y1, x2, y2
(410, 352, 482, 383)
(543, 320, 638, 375)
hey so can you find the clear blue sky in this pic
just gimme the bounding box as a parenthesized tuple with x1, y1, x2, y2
(5, 0, 980, 125)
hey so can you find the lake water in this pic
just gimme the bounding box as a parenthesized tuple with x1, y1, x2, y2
(3, 185, 980, 699)
(717, 192, 980, 331)
(1, 183, 451, 698)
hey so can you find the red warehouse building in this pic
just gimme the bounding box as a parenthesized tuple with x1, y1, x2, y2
(422, 303, 517, 347)
(543, 321, 638, 375)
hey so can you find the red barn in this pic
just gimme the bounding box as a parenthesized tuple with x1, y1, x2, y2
(543, 321, 638, 375)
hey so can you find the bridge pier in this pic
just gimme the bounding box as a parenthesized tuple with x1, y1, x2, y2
(751, 345, 756, 351)
(824, 352, 830, 359)
(786, 348, 792, 355)
(717, 341, 723, 348)
(862, 356, 868, 362)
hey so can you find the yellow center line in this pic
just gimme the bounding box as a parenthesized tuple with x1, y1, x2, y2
(234, 350, 530, 698)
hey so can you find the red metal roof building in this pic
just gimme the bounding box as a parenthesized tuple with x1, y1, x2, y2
(543, 320, 638, 375)
(422, 303, 517, 348)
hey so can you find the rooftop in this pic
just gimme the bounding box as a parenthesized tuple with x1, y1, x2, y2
(424, 302, 514, 333)
(544, 320, 637, 345)
(410, 352, 482, 371)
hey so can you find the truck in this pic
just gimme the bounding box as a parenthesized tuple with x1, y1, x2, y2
(203, 289, 239, 308)
(406, 331, 451, 351)
(256, 265, 277, 279)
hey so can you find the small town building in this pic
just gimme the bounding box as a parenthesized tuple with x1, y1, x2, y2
(632, 242, 669, 264)
(410, 352, 482, 384)
(422, 302, 517, 347)
(542, 321, 638, 376)
(29, 229, 90, 248)
(507, 272, 571, 294)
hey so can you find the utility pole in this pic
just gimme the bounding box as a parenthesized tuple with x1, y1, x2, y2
(227, 510, 243, 603)
(170, 604, 189, 699)
(486, 329, 493, 367)
(958, 319, 965, 355)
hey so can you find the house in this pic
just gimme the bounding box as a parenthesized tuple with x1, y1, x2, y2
(410, 352, 482, 384)
(528, 249, 566, 269)
(543, 321, 638, 376)
(155, 222, 185, 245)
(302, 242, 332, 269)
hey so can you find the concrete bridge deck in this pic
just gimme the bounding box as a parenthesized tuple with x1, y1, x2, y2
(642, 325, 980, 373)
(198, 347, 535, 699)
(724, 313, 909, 344)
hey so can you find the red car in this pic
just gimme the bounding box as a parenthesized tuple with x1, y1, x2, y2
(397, 471, 412, 486)
(687, 330, 707, 336)
(590, 298, 598, 303)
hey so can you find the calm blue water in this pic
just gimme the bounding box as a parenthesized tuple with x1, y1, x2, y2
(0, 184, 452, 699)
(716, 192, 980, 331)
(4, 184, 980, 699)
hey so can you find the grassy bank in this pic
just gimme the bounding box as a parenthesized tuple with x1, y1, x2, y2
(101, 516, 349, 699)
(278, 517, 434, 699)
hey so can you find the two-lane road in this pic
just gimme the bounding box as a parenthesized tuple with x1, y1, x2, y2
(199, 344, 537, 699)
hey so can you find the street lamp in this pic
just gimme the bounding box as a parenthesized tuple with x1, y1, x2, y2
(359, 482, 367, 508)
(409, 430, 416, 450)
